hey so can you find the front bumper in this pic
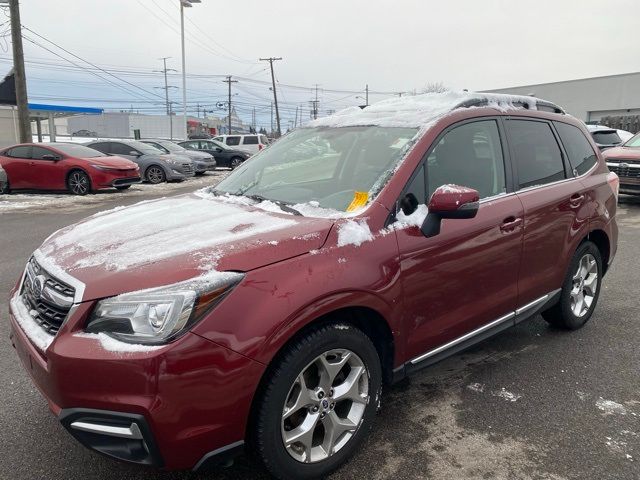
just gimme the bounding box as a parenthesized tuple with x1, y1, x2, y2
(194, 160, 217, 172)
(167, 163, 195, 180)
(8, 292, 264, 470)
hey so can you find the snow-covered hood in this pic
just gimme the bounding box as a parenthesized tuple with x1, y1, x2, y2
(159, 153, 194, 164)
(38, 194, 334, 301)
(181, 150, 213, 160)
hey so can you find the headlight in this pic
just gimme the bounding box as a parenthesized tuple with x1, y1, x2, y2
(91, 164, 121, 172)
(85, 272, 244, 344)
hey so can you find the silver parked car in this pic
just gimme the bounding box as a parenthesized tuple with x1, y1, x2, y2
(85, 140, 195, 183)
(0, 164, 7, 194)
(139, 138, 216, 175)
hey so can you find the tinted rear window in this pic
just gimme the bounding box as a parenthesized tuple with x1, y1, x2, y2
(507, 120, 566, 189)
(591, 131, 621, 145)
(243, 136, 258, 145)
(6, 146, 31, 158)
(555, 122, 597, 175)
(53, 144, 106, 158)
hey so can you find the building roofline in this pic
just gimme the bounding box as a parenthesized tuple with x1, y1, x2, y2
(484, 71, 640, 92)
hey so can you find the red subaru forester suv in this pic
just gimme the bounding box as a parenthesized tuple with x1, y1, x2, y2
(8, 92, 618, 479)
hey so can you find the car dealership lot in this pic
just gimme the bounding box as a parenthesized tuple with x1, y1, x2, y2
(0, 190, 638, 480)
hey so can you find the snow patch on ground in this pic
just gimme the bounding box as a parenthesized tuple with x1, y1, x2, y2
(467, 382, 485, 393)
(337, 219, 373, 247)
(492, 388, 522, 402)
(596, 398, 628, 416)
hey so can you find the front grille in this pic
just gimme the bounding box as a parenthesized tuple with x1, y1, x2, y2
(608, 164, 640, 179)
(21, 257, 75, 335)
(182, 163, 194, 174)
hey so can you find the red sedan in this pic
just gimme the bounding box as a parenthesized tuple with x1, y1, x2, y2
(0, 143, 141, 195)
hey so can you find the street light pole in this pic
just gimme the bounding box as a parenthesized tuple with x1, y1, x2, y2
(180, 1, 187, 139)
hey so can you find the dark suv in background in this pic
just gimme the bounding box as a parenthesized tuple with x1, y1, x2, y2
(9, 92, 618, 480)
(603, 132, 640, 195)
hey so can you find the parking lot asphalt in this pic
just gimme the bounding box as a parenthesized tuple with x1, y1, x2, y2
(0, 186, 638, 480)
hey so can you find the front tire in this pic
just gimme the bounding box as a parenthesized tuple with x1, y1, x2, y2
(67, 170, 91, 195)
(230, 157, 243, 169)
(253, 323, 382, 480)
(145, 165, 166, 184)
(542, 241, 602, 330)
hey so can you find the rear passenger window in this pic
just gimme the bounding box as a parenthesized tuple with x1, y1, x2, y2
(89, 143, 110, 154)
(554, 122, 598, 176)
(7, 146, 31, 158)
(427, 120, 506, 199)
(506, 120, 565, 189)
(226, 136, 241, 146)
(243, 136, 258, 145)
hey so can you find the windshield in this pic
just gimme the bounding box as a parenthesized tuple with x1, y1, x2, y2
(210, 140, 230, 150)
(129, 141, 165, 155)
(591, 131, 622, 145)
(157, 140, 186, 152)
(624, 133, 640, 147)
(53, 144, 107, 158)
(214, 126, 418, 212)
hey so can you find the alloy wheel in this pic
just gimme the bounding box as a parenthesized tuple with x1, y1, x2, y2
(231, 157, 242, 169)
(570, 253, 598, 317)
(147, 166, 165, 184)
(69, 171, 89, 195)
(281, 349, 369, 464)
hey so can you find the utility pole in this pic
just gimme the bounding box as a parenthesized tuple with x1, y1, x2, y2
(365, 84, 369, 106)
(7, 0, 31, 142)
(252, 107, 256, 132)
(270, 102, 274, 135)
(222, 75, 237, 134)
(155, 57, 177, 115)
(294, 106, 298, 127)
(260, 57, 282, 137)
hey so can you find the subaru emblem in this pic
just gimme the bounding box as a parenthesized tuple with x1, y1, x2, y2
(33, 275, 46, 300)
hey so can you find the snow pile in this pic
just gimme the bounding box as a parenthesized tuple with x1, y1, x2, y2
(10, 293, 55, 351)
(75, 332, 163, 354)
(41, 195, 298, 271)
(337, 219, 373, 247)
(394, 204, 429, 228)
(596, 398, 628, 416)
(307, 91, 539, 129)
(438, 184, 471, 194)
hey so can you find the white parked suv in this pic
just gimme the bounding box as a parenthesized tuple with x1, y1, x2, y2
(212, 134, 269, 155)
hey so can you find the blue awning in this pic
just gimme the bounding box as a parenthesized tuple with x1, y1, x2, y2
(28, 103, 103, 114)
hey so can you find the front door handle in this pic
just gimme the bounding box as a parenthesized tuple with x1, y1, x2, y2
(500, 216, 523, 233)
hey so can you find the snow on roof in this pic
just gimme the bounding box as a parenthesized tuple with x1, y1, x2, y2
(306, 91, 555, 129)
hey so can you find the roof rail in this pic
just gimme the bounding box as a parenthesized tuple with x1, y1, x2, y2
(455, 97, 566, 115)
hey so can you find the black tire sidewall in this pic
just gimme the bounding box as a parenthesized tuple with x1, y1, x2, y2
(255, 324, 382, 480)
(558, 241, 603, 329)
(146, 165, 166, 184)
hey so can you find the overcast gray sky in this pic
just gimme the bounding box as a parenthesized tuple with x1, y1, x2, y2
(2, 0, 639, 129)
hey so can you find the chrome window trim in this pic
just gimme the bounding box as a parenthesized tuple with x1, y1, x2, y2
(409, 293, 551, 366)
(70, 421, 143, 440)
(479, 192, 516, 204)
(32, 249, 85, 303)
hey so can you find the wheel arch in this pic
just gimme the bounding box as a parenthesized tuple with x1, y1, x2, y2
(144, 163, 168, 180)
(245, 304, 395, 441)
(586, 229, 610, 274)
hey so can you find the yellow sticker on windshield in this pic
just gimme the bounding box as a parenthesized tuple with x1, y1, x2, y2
(347, 191, 369, 212)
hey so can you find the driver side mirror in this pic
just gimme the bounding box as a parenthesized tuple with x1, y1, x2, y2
(41, 154, 60, 161)
(129, 151, 141, 157)
(215, 147, 223, 153)
(421, 185, 480, 238)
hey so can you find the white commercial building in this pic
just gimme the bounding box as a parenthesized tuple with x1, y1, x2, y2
(486, 72, 640, 132)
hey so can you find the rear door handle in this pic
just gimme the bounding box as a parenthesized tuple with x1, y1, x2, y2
(569, 193, 585, 207)
(500, 216, 523, 232)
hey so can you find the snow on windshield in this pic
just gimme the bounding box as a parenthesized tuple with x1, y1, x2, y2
(40, 196, 297, 272)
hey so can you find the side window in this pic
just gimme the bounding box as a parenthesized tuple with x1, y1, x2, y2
(31, 147, 56, 160)
(554, 122, 598, 176)
(111, 143, 137, 156)
(226, 136, 241, 146)
(89, 142, 110, 154)
(404, 164, 427, 205)
(506, 120, 565, 189)
(243, 136, 258, 145)
(7, 145, 31, 158)
(426, 120, 506, 199)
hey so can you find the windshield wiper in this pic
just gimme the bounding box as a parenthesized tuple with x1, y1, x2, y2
(245, 194, 302, 216)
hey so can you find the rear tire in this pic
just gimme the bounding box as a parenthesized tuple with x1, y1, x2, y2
(145, 165, 166, 184)
(252, 323, 382, 480)
(0, 178, 9, 194)
(542, 241, 602, 330)
(67, 170, 91, 195)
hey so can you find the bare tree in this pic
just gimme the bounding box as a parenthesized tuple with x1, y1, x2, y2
(420, 81, 449, 94)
